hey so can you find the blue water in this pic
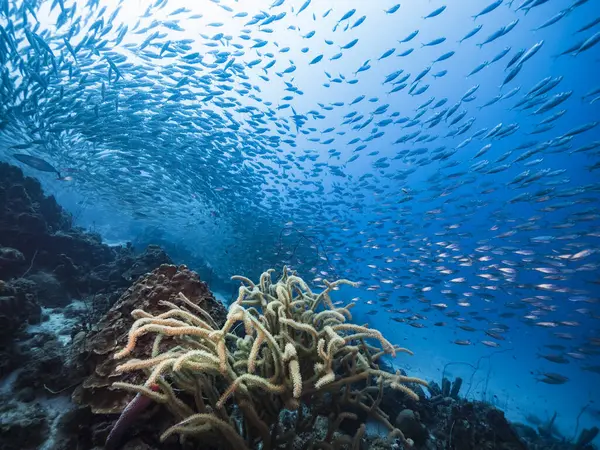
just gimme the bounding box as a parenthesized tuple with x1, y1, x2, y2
(1, 0, 599, 444)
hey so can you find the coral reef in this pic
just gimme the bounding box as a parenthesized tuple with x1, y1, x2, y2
(0, 162, 598, 450)
(110, 267, 428, 449)
(0, 263, 225, 450)
(397, 373, 597, 450)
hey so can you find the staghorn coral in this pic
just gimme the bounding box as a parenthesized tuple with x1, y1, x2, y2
(112, 267, 428, 449)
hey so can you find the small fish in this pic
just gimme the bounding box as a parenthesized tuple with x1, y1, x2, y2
(506, 49, 526, 70)
(533, 9, 568, 31)
(468, 61, 489, 77)
(573, 30, 600, 55)
(473, 0, 503, 20)
(399, 30, 419, 43)
(576, 16, 600, 33)
(350, 16, 366, 29)
(424, 6, 447, 19)
(490, 46, 511, 64)
(296, 0, 311, 16)
(13, 154, 61, 177)
(537, 373, 569, 384)
(309, 54, 323, 65)
(459, 24, 483, 43)
(378, 48, 396, 60)
(501, 63, 523, 87)
(539, 353, 569, 364)
(533, 91, 572, 115)
(433, 51, 455, 63)
(520, 40, 544, 65)
(397, 48, 414, 57)
(570, 249, 595, 260)
(385, 4, 401, 14)
(422, 37, 446, 47)
(340, 38, 359, 50)
(582, 365, 600, 374)
(334, 8, 356, 30)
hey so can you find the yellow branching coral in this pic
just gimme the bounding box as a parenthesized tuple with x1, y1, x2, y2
(112, 267, 428, 449)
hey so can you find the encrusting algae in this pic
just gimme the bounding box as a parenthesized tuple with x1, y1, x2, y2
(111, 267, 428, 449)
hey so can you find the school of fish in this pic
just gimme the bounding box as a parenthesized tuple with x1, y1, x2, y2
(0, 0, 599, 391)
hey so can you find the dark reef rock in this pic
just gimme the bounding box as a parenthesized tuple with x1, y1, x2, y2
(442, 401, 527, 450)
(0, 162, 174, 335)
(0, 246, 26, 278)
(0, 278, 41, 374)
(0, 163, 72, 232)
(395, 409, 428, 447)
(0, 400, 50, 450)
(13, 332, 75, 394)
(26, 270, 70, 307)
(88, 243, 172, 297)
(1, 162, 110, 293)
(0, 163, 171, 291)
(121, 244, 172, 282)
